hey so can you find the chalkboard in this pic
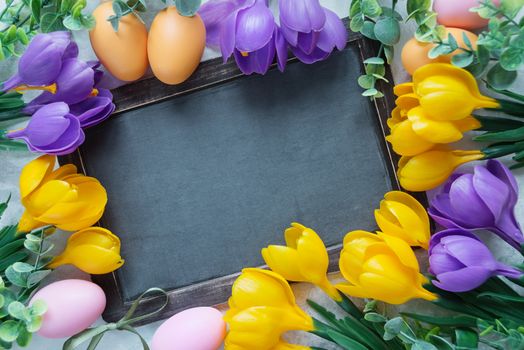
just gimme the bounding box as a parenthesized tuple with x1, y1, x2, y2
(60, 31, 401, 323)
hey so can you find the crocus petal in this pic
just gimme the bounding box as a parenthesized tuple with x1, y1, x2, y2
(235, 0, 275, 52)
(274, 27, 288, 72)
(220, 11, 239, 61)
(296, 31, 319, 55)
(69, 91, 115, 128)
(316, 8, 347, 52)
(280, 24, 298, 47)
(434, 266, 492, 292)
(199, 0, 252, 48)
(449, 174, 494, 226)
(291, 46, 329, 64)
(486, 159, 518, 206)
(279, 0, 326, 33)
(234, 39, 275, 75)
(428, 251, 465, 275)
(439, 235, 497, 270)
(473, 164, 511, 223)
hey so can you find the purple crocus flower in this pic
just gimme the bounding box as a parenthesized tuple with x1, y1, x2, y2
(7, 102, 85, 155)
(429, 160, 524, 250)
(220, 0, 286, 74)
(429, 229, 523, 292)
(24, 58, 96, 113)
(279, 0, 325, 55)
(290, 8, 347, 64)
(2, 32, 78, 91)
(70, 89, 115, 128)
(199, 0, 246, 48)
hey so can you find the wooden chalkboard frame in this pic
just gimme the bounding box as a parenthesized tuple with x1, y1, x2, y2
(59, 25, 421, 324)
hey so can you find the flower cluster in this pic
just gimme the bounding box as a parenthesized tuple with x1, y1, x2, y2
(387, 64, 498, 191)
(199, 0, 347, 75)
(3, 32, 115, 155)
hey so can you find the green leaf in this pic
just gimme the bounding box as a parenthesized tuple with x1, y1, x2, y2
(407, 0, 431, 15)
(452, 52, 475, 67)
(350, 15, 364, 32)
(474, 126, 524, 142)
(174, 0, 202, 16)
(112, 0, 127, 16)
(29, 300, 47, 317)
(462, 31, 474, 50)
(7, 302, 29, 321)
(361, 21, 376, 40)
(364, 57, 384, 65)
(63, 15, 84, 31)
(363, 88, 379, 96)
(428, 335, 455, 350)
(30, 0, 41, 21)
(487, 63, 518, 89)
(25, 316, 42, 333)
(358, 75, 375, 89)
(361, 0, 382, 17)
(364, 312, 387, 323)
(428, 43, 454, 59)
(501, 0, 522, 18)
(350, 0, 361, 17)
(16, 326, 31, 347)
(15, 29, 29, 45)
(402, 312, 478, 328)
(12, 262, 33, 273)
(40, 13, 66, 32)
(447, 33, 458, 51)
(63, 325, 111, 350)
(326, 328, 369, 350)
(363, 300, 377, 313)
(478, 292, 524, 303)
(454, 328, 478, 349)
(374, 17, 400, 46)
(500, 47, 524, 71)
(26, 270, 51, 288)
(384, 45, 394, 64)
(412, 340, 438, 350)
(0, 320, 20, 342)
(0, 239, 25, 260)
(4, 266, 28, 287)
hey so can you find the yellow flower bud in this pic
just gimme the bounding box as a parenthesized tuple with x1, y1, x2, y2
(413, 63, 499, 121)
(386, 118, 435, 156)
(48, 227, 124, 274)
(18, 155, 107, 232)
(374, 191, 430, 249)
(336, 231, 436, 304)
(261, 223, 341, 301)
(225, 269, 313, 350)
(398, 148, 484, 191)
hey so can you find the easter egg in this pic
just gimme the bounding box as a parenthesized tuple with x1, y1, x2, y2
(434, 0, 500, 30)
(148, 6, 206, 85)
(90, 1, 148, 81)
(401, 28, 478, 75)
(30, 279, 106, 338)
(151, 307, 226, 350)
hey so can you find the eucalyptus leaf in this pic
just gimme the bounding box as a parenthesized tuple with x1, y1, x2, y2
(40, 12, 66, 32)
(500, 47, 524, 71)
(12, 262, 33, 273)
(29, 0, 41, 21)
(26, 270, 51, 288)
(407, 0, 431, 16)
(174, 0, 202, 17)
(363, 88, 378, 96)
(364, 312, 387, 323)
(384, 45, 394, 64)
(350, 0, 361, 17)
(374, 17, 400, 46)
(487, 63, 518, 89)
(361, 21, 376, 40)
(428, 43, 454, 59)
(16, 326, 31, 347)
(361, 0, 382, 18)
(364, 57, 385, 65)
(451, 52, 475, 67)
(412, 340, 439, 350)
(0, 320, 20, 342)
(358, 75, 375, 89)
(29, 300, 47, 317)
(25, 315, 42, 333)
(350, 15, 364, 32)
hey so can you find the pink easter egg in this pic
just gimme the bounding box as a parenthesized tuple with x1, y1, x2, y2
(30, 279, 106, 338)
(434, 0, 500, 30)
(152, 307, 226, 350)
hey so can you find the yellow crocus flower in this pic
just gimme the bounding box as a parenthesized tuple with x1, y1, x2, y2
(398, 148, 484, 192)
(18, 155, 107, 232)
(413, 63, 499, 121)
(225, 268, 314, 350)
(48, 227, 124, 274)
(386, 119, 435, 156)
(336, 231, 436, 304)
(261, 223, 341, 301)
(374, 191, 430, 249)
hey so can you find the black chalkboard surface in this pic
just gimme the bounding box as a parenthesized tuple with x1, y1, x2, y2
(60, 31, 400, 323)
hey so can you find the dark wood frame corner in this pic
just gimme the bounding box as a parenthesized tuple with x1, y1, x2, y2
(58, 24, 426, 325)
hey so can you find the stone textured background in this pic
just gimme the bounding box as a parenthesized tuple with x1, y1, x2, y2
(0, 0, 523, 349)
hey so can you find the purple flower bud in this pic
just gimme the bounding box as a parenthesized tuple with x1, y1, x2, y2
(7, 102, 85, 155)
(279, 0, 326, 53)
(429, 160, 524, 250)
(2, 32, 78, 91)
(24, 58, 96, 113)
(290, 8, 347, 64)
(220, 0, 285, 74)
(69, 89, 115, 128)
(429, 229, 523, 292)
(199, 0, 248, 49)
